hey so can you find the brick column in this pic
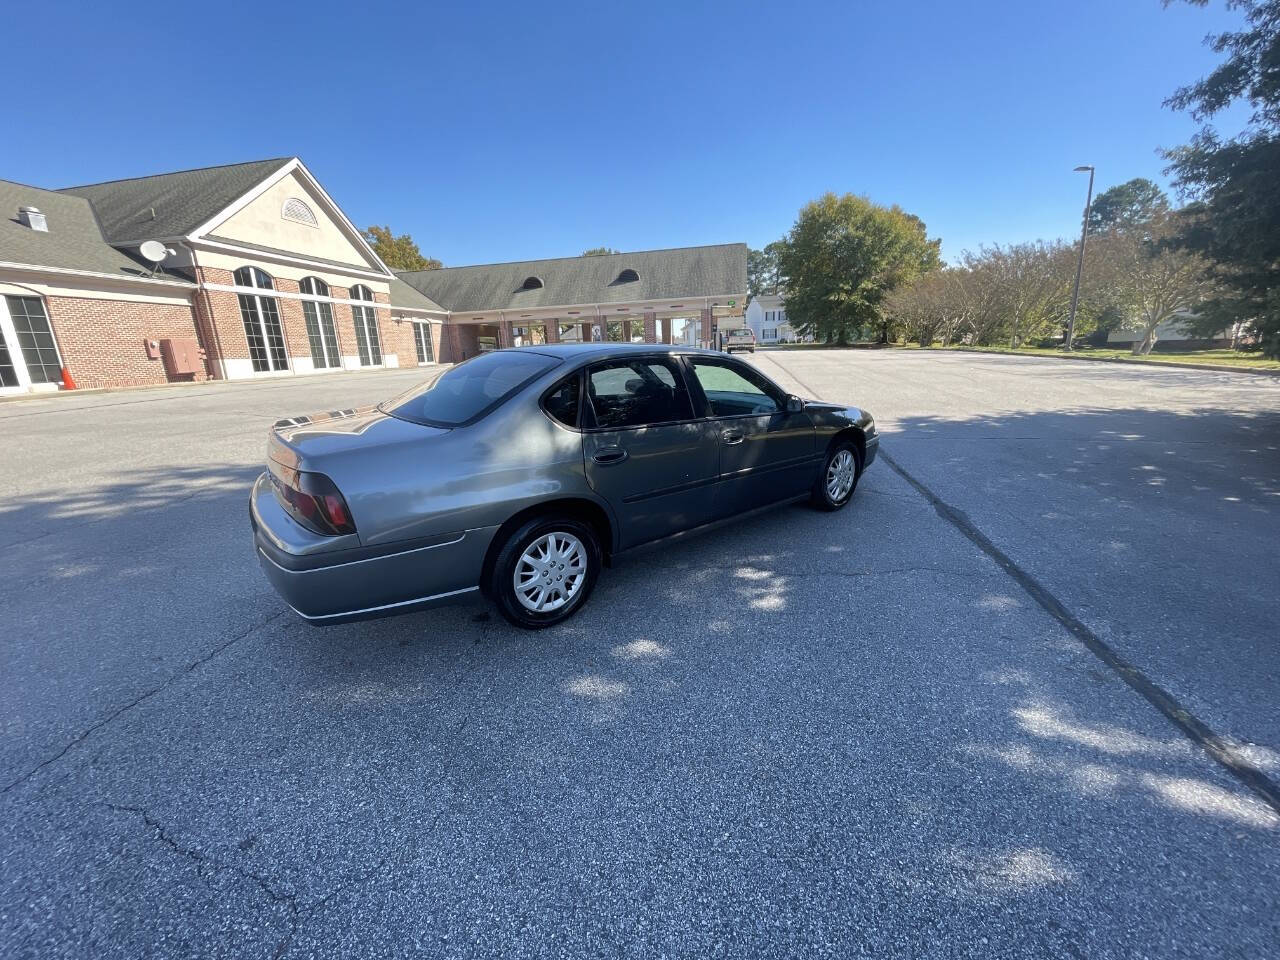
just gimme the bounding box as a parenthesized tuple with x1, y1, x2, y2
(581, 322, 593, 342)
(332, 285, 358, 367)
(660, 317, 673, 344)
(700, 308, 713, 347)
(643, 312, 657, 343)
(545, 320, 560, 343)
(195, 266, 249, 378)
(622, 319, 632, 342)
(430, 323, 447, 363)
(447, 324, 465, 363)
(498, 320, 514, 348)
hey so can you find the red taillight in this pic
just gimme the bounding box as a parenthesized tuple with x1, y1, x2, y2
(268, 461, 356, 536)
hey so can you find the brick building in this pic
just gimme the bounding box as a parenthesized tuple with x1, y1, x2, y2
(0, 158, 746, 395)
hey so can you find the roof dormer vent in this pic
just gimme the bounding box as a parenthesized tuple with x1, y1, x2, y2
(19, 206, 48, 232)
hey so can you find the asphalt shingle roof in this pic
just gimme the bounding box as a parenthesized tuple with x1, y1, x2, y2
(0, 179, 186, 279)
(388, 275, 445, 312)
(396, 243, 747, 314)
(57, 158, 293, 245)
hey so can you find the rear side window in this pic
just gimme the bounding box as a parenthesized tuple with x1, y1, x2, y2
(544, 373, 581, 428)
(382, 350, 559, 426)
(586, 357, 692, 429)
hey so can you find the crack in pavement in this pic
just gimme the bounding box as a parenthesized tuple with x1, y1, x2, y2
(1, 609, 290, 797)
(879, 447, 1280, 815)
(104, 800, 397, 960)
(104, 802, 302, 960)
(757, 351, 1280, 816)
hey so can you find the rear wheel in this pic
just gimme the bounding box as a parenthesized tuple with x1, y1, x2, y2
(489, 516, 602, 628)
(810, 439, 861, 511)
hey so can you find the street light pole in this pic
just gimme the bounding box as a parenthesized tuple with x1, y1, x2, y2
(1065, 164, 1095, 352)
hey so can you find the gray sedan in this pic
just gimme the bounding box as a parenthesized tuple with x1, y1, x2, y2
(250, 344, 878, 629)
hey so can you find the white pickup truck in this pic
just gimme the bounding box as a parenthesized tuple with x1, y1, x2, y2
(722, 327, 756, 354)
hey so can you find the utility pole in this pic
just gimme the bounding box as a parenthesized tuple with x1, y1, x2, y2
(1065, 164, 1095, 352)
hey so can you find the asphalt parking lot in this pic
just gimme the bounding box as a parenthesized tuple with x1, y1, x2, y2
(2, 351, 1278, 958)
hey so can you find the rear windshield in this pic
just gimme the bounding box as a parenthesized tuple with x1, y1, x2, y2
(380, 350, 560, 427)
(730, 329, 752, 337)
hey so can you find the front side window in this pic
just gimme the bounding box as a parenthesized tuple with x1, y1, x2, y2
(233, 266, 288, 372)
(350, 284, 382, 366)
(687, 358, 781, 417)
(382, 350, 560, 427)
(585, 357, 692, 429)
(3, 296, 63, 384)
(299, 276, 340, 369)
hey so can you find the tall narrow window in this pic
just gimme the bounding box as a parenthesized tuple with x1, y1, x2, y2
(350, 285, 382, 366)
(4, 296, 64, 384)
(0, 327, 19, 388)
(299, 276, 341, 369)
(413, 322, 435, 364)
(234, 266, 288, 372)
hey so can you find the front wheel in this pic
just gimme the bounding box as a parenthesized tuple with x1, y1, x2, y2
(489, 516, 602, 628)
(810, 440, 861, 511)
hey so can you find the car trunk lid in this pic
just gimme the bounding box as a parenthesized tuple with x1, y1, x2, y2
(268, 404, 450, 471)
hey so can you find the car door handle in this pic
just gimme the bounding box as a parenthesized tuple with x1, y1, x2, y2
(722, 430, 745, 445)
(592, 448, 629, 465)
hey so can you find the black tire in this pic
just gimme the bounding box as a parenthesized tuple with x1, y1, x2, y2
(809, 439, 862, 511)
(489, 516, 602, 629)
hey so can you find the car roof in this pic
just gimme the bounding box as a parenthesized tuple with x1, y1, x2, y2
(492, 342, 726, 361)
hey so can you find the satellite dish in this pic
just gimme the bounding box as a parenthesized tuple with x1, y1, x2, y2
(139, 240, 168, 263)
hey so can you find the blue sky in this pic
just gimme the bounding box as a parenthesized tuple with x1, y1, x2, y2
(3, 0, 1247, 265)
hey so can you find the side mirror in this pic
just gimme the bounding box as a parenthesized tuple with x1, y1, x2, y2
(786, 394, 805, 413)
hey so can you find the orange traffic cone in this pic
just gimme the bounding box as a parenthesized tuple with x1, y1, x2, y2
(60, 366, 77, 390)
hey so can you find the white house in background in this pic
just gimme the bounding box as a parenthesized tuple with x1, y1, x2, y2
(1105, 311, 1231, 348)
(745, 292, 800, 343)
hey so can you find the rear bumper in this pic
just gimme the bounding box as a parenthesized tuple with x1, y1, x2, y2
(249, 473, 497, 625)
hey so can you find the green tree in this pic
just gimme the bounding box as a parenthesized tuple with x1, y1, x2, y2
(1097, 212, 1218, 353)
(580, 247, 621, 257)
(776, 193, 941, 345)
(1088, 178, 1170, 233)
(1163, 0, 1280, 356)
(364, 225, 441, 272)
(748, 241, 786, 298)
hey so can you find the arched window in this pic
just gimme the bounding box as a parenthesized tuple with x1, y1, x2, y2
(299, 277, 340, 369)
(349, 284, 382, 366)
(233, 265, 274, 290)
(233, 266, 288, 372)
(281, 197, 318, 227)
(299, 276, 328, 297)
(615, 268, 640, 283)
(520, 276, 544, 290)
